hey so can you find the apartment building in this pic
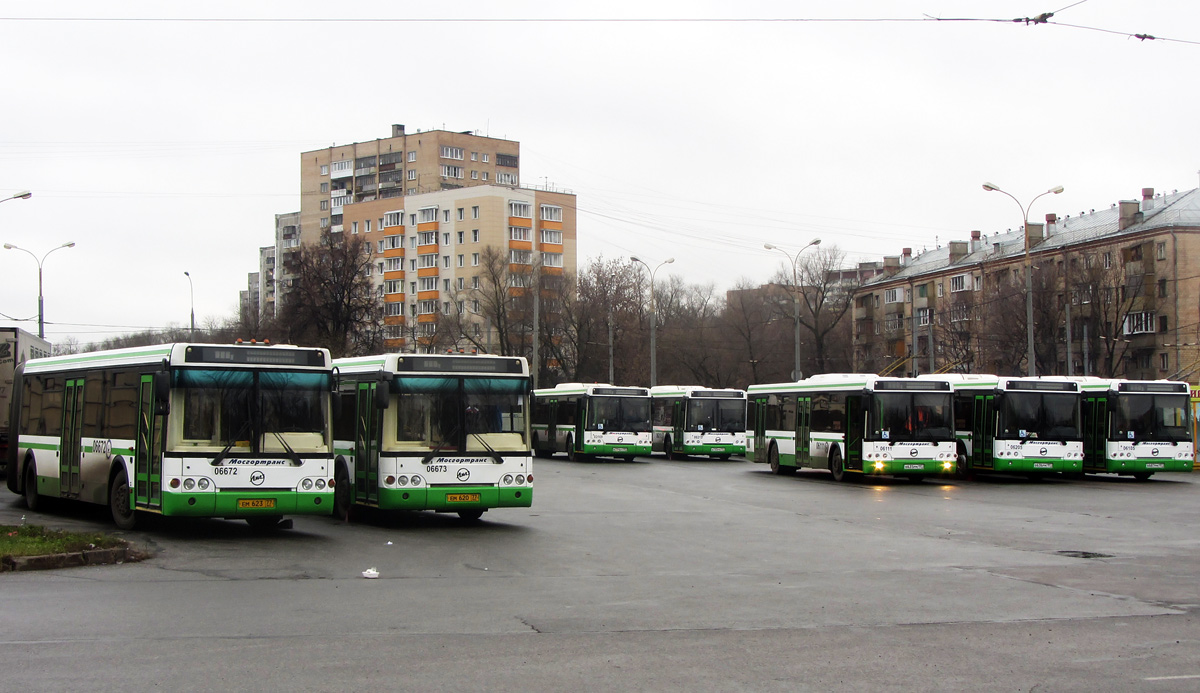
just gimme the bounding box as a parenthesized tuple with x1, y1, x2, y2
(852, 187, 1200, 380)
(288, 124, 576, 351)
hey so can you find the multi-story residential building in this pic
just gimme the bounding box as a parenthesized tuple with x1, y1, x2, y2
(853, 187, 1200, 381)
(290, 124, 576, 351)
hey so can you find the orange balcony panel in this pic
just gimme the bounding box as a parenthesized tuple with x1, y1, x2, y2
(417, 244, 439, 255)
(539, 243, 563, 252)
(418, 221, 439, 231)
(507, 287, 528, 297)
(383, 270, 405, 280)
(543, 267, 563, 276)
(417, 267, 439, 278)
(384, 315, 405, 325)
(508, 240, 533, 251)
(383, 248, 405, 258)
(508, 216, 533, 227)
(384, 338, 406, 350)
(417, 290, 439, 301)
(540, 220, 563, 231)
(384, 293, 406, 303)
(418, 314, 438, 323)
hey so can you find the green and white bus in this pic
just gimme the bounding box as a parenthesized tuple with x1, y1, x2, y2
(935, 374, 1085, 476)
(6, 343, 336, 529)
(650, 386, 746, 459)
(332, 353, 532, 521)
(749, 374, 957, 482)
(1075, 377, 1193, 479)
(531, 383, 651, 460)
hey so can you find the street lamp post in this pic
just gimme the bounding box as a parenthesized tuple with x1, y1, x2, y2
(630, 256, 675, 387)
(3, 241, 76, 339)
(764, 238, 821, 380)
(982, 183, 1064, 376)
(184, 271, 195, 338)
(0, 190, 32, 204)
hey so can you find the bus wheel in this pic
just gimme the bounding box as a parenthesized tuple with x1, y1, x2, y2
(1132, 472, 1154, 481)
(24, 461, 41, 512)
(109, 467, 137, 530)
(458, 510, 484, 522)
(768, 444, 793, 475)
(830, 450, 848, 483)
(333, 464, 352, 521)
(566, 435, 578, 462)
(246, 515, 285, 530)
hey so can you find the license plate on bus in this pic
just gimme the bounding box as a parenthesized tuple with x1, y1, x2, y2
(711, 447, 725, 452)
(1146, 463, 1165, 469)
(904, 464, 924, 470)
(237, 499, 276, 509)
(447, 493, 480, 503)
(1033, 462, 1054, 469)
(613, 447, 628, 452)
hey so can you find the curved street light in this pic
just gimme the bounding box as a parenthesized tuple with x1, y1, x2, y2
(982, 183, 1064, 376)
(630, 256, 675, 387)
(184, 271, 196, 338)
(3, 241, 76, 338)
(1, 190, 32, 204)
(764, 238, 822, 380)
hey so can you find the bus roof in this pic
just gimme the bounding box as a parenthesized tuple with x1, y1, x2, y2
(334, 353, 529, 377)
(650, 385, 746, 399)
(748, 373, 952, 394)
(23, 342, 331, 374)
(533, 383, 649, 397)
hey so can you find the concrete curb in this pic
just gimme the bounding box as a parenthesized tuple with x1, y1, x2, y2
(1, 543, 148, 572)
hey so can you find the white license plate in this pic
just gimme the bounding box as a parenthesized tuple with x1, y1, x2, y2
(904, 464, 924, 470)
(1033, 462, 1054, 469)
(613, 447, 628, 452)
(1146, 463, 1165, 469)
(711, 447, 725, 452)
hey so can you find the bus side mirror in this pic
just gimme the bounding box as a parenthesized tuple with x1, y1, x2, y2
(375, 383, 390, 410)
(154, 371, 171, 415)
(332, 392, 343, 419)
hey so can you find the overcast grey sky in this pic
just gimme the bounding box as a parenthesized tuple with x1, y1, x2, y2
(1, 0, 1197, 347)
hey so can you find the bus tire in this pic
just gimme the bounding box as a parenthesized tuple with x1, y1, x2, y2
(24, 460, 41, 512)
(109, 467, 137, 530)
(830, 449, 848, 483)
(768, 443, 793, 476)
(458, 510, 484, 522)
(566, 435, 578, 462)
(1132, 472, 1154, 481)
(333, 462, 352, 521)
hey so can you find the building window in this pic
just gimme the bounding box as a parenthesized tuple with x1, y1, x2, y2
(366, 220, 372, 232)
(383, 235, 402, 250)
(319, 217, 330, 229)
(385, 303, 404, 316)
(419, 207, 438, 223)
(1123, 311, 1155, 335)
(419, 254, 438, 269)
(386, 258, 404, 271)
(351, 221, 359, 234)
(1158, 278, 1168, 298)
(320, 182, 329, 193)
(509, 226, 532, 241)
(472, 206, 480, 219)
(482, 153, 490, 163)
(457, 277, 464, 290)
(1160, 353, 1169, 370)
(320, 164, 329, 176)
(472, 253, 480, 266)
(472, 276, 479, 289)
(443, 232, 451, 245)
(457, 208, 465, 221)
(542, 252, 563, 268)
(541, 229, 563, 244)
(331, 160, 352, 177)
(440, 146, 464, 160)
(1156, 242, 1167, 260)
(457, 254, 464, 267)
(471, 171, 478, 180)
(950, 274, 971, 293)
(419, 277, 437, 291)
(442, 256, 451, 268)
(418, 231, 437, 246)
(510, 249, 532, 265)
(457, 231, 465, 243)
(884, 314, 904, 331)
(472, 229, 480, 242)
(936, 283, 944, 298)
(320, 200, 329, 211)
(441, 165, 464, 179)
(497, 172, 517, 185)
(884, 288, 905, 304)
(482, 172, 488, 181)
(509, 201, 532, 218)
(1103, 252, 1113, 269)
(950, 304, 970, 323)
(1159, 315, 1169, 333)
(471, 152, 478, 161)
(407, 151, 417, 163)
(384, 280, 403, 295)
(917, 307, 930, 326)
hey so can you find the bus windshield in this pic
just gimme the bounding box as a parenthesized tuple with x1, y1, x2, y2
(1111, 393, 1190, 442)
(587, 396, 651, 432)
(1000, 392, 1080, 441)
(685, 398, 746, 433)
(175, 369, 331, 453)
(871, 392, 953, 441)
(393, 376, 528, 452)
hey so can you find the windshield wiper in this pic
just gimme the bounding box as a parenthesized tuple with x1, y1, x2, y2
(270, 431, 305, 467)
(471, 433, 505, 464)
(212, 420, 253, 466)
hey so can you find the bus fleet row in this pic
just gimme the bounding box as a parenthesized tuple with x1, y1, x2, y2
(4, 341, 1193, 530)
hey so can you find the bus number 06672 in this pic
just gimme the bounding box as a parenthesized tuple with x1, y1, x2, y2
(213, 467, 238, 475)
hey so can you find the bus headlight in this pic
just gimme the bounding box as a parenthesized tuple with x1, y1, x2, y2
(516, 475, 526, 485)
(411, 475, 423, 487)
(198, 478, 211, 490)
(943, 461, 953, 470)
(316, 479, 326, 490)
(302, 478, 314, 490)
(503, 474, 514, 485)
(397, 476, 409, 486)
(183, 478, 196, 491)
(873, 461, 885, 471)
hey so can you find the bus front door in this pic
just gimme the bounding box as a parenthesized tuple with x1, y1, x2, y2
(845, 394, 865, 471)
(796, 397, 812, 465)
(972, 394, 994, 469)
(354, 383, 381, 504)
(134, 375, 164, 509)
(59, 378, 85, 498)
(673, 400, 685, 454)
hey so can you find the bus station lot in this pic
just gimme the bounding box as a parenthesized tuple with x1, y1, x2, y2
(3, 458, 1200, 692)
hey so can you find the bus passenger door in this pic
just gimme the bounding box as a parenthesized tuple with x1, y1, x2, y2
(60, 378, 85, 498)
(135, 375, 165, 509)
(845, 395, 865, 470)
(972, 394, 994, 469)
(354, 383, 381, 504)
(673, 400, 685, 451)
(796, 397, 811, 465)
(546, 400, 558, 451)
(752, 397, 767, 463)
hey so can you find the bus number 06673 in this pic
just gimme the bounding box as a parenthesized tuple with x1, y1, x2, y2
(427, 465, 448, 473)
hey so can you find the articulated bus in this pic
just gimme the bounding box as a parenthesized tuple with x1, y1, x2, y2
(6, 343, 336, 529)
(935, 374, 1085, 476)
(531, 383, 651, 460)
(650, 386, 747, 459)
(332, 353, 532, 521)
(749, 374, 957, 482)
(1075, 377, 1193, 479)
